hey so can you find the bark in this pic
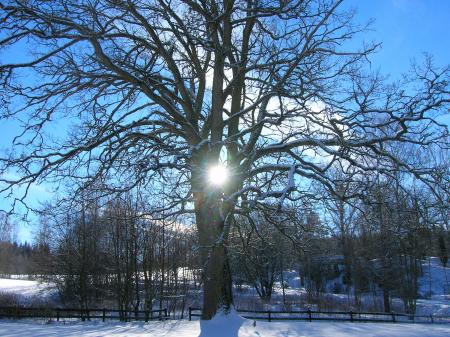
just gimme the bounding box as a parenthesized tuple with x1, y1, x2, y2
(194, 191, 233, 319)
(383, 288, 391, 313)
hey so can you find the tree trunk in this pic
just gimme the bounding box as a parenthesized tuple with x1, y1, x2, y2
(383, 288, 391, 313)
(194, 190, 233, 320)
(201, 238, 233, 319)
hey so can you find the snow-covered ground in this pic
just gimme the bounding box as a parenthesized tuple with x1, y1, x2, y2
(0, 257, 448, 314)
(0, 316, 449, 337)
(260, 257, 450, 315)
(416, 258, 450, 316)
(0, 278, 57, 305)
(420, 258, 450, 295)
(0, 260, 449, 336)
(0, 278, 50, 297)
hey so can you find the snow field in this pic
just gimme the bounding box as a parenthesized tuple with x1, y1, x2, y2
(0, 317, 449, 337)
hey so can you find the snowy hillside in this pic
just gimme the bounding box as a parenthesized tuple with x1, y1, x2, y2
(416, 257, 450, 316)
(0, 278, 49, 297)
(232, 257, 450, 316)
(419, 257, 450, 297)
(0, 277, 57, 305)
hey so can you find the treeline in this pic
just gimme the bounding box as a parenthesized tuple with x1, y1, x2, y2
(1, 174, 448, 316)
(0, 241, 50, 276)
(0, 212, 50, 276)
(34, 195, 201, 318)
(230, 174, 449, 314)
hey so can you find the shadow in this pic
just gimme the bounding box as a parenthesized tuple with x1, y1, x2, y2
(198, 312, 244, 337)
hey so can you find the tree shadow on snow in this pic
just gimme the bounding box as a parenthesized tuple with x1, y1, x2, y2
(198, 311, 244, 337)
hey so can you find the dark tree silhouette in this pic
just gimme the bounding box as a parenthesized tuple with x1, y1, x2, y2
(0, 0, 448, 318)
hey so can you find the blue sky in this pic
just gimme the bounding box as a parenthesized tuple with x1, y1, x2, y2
(1, 0, 449, 243)
(346, 0, 450, 76)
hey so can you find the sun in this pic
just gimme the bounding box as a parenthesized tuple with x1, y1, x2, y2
(208, 164, 229, 186)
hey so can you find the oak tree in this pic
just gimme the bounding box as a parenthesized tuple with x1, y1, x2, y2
(1, 0, 448, 318)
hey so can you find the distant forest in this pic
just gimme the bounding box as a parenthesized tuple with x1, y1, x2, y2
(0, 240, 50, 276)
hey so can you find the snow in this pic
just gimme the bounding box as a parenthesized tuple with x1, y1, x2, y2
(198, 309, 244, 337)
(0, 278, 57, 305)
(0, 278, 51, 298)
(416, 257, 450, 316)
(263, 258, 450, 315)
(419, 257, 450, 297)
(0, 266, 449, 336)
(0, 318, 449, 337)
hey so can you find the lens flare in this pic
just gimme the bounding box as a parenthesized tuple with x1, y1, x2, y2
(208, 164, 229, 186)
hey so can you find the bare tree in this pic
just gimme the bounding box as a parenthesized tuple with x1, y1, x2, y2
(0, 212, 14, 242)
(0, 0, 448, 318)
(320, 169, 358, 299)
(231, 211, 286, 302)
